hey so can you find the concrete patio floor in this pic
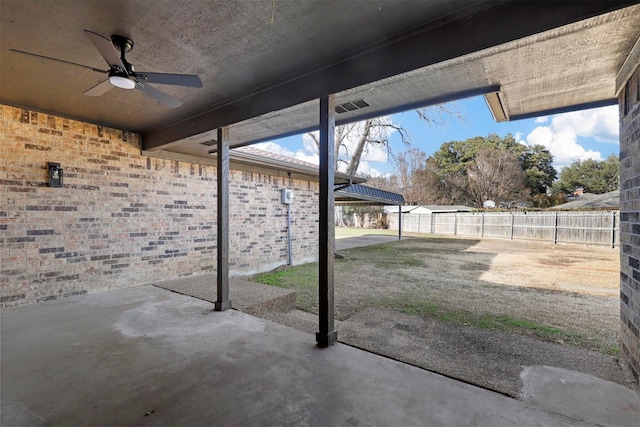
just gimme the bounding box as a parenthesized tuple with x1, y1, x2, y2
(2, 285, 639, 427)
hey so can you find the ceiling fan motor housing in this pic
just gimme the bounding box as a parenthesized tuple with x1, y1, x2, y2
(111, 35, 134, 53)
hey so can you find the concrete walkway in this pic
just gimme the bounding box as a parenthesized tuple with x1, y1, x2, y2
(4, 285, 637, 427)
(335, 233, 401, 250)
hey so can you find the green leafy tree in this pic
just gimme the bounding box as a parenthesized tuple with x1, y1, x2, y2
(554, 155, 619, 194)
(520, 145, 557, 195)
(432, 134, 522, 175)
(428, 134, 556, 205)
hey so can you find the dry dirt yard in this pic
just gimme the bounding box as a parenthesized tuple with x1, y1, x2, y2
(266, 234, 620, 354)
(363, 236, 620, 351)
(253, 233, 636, 395)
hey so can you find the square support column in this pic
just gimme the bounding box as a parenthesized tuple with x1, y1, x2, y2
(617, 37, 640, 385)
(316, 95, 337, 347)
(398, 204, 402, 240)
(215, 126, 231, 311)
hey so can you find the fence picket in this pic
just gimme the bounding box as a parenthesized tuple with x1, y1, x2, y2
(389, 211, 619, 248)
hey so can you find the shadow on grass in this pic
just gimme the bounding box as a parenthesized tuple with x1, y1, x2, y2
(253, 236, 618, 355)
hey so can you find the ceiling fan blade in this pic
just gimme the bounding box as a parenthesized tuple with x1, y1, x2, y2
(84, 30, 126, 70)
(135, 72, 203, 88)
(135, 82, 182, 108)
(10, 49, 108, 73)
(83, 80, 113, 96)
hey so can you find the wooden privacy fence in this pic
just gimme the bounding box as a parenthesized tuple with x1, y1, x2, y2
(388, 211, 620, 248)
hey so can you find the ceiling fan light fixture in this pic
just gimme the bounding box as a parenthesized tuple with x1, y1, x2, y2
(109, 75, 136, 89)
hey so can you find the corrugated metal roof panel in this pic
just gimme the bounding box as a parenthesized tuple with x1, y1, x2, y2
(335, 184, 404, 206)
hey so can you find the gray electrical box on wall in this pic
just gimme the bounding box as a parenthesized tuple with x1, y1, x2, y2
(281, 189, 294, 204)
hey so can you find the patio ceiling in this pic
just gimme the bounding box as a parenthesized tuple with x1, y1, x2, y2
(2, 1, 639, 162)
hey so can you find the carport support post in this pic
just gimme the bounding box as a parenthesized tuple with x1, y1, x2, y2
(398, 204, 402, 240)
(215, 126, 231, 311)
(317, 95, 338, 347)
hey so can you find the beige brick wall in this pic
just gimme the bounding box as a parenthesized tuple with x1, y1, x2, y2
(619, 66, 640, 385)
(0, 105, 319, 307)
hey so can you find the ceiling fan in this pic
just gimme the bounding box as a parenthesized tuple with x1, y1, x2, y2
(10, 30, 202, 108)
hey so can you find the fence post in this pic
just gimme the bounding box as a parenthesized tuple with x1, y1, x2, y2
(481, 213, 485, 238)
(454, 214, 458, 236)
(553, 211, 559, 244)
(431, 213, 434, 234)
(510, 212, 514, 240)
(417, 214, 421, 234)
(611, 211, 616, 248)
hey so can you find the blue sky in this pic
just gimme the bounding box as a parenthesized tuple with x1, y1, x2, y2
(255, 95, 620, 177)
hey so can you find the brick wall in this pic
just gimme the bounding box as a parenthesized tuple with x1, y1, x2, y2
(619, 65, 640, 385)
(1, 105, 319, 307)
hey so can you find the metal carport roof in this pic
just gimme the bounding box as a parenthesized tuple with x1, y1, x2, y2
(335, 184, 405, 206)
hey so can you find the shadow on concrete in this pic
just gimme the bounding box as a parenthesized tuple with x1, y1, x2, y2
(3, 286, 619, 427)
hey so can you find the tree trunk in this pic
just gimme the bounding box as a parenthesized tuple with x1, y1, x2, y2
(345, 120, 372, 175)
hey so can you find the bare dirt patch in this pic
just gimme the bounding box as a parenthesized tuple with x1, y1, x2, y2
(252, 233, 636, 395)
(473, 239, 619, 296)
(343, 237, 620, 352)
(259, 234, 621, 353)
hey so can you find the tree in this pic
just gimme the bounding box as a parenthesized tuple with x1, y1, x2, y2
(520, 145, 557, 195)
(344, 205, 386, 228)
(553, 155, 619, 194)
(391, 150, 461, 205)
(307, 118, 409, 176)
(432, 134, 523, 176)
(306, 104, 461, 176)
(465, 148, 529, 208)
(306, 105, 461, 225)
(429, 134, 556, 205)
(307, 118, 409, 226)
(394, 148, 428, 204)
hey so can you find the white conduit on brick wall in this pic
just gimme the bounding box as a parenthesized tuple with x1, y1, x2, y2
(287, 202, 292, 265)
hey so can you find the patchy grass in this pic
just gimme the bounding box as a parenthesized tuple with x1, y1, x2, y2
(345, 243, 426, 267)
(377, 295, 588, 347)
(252, 236, 619, 356)
(254, 263, 318, 312)
(601, 343, 621, 356)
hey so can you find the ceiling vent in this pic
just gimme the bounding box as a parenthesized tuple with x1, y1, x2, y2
(335, 99, 370, 114)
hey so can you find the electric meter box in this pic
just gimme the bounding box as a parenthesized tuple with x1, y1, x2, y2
(281, 189, 294, 204)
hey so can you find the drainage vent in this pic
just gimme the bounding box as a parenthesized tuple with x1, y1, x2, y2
(335, 99, 370, 114)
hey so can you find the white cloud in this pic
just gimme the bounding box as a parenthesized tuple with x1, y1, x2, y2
(253, 141, 296, 158)
(526, 125, 602, 168)
(534, 116, 549, 123)
(550, 105, 618, 143)
(524, 105, 618, 169)
(301, 133, 319, 155)
(254, 141, 319, 165)
(253, 138, 384, 177)
(352, 161, 383, 178)
(254, 117, 400, 176)
(296, 152, 319, 165)
(514, 131, 523, 142)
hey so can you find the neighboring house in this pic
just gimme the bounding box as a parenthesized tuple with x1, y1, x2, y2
(385, 205, 473, 230)
(384, 205, 473, 215)
(551, 190, 620, 210)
